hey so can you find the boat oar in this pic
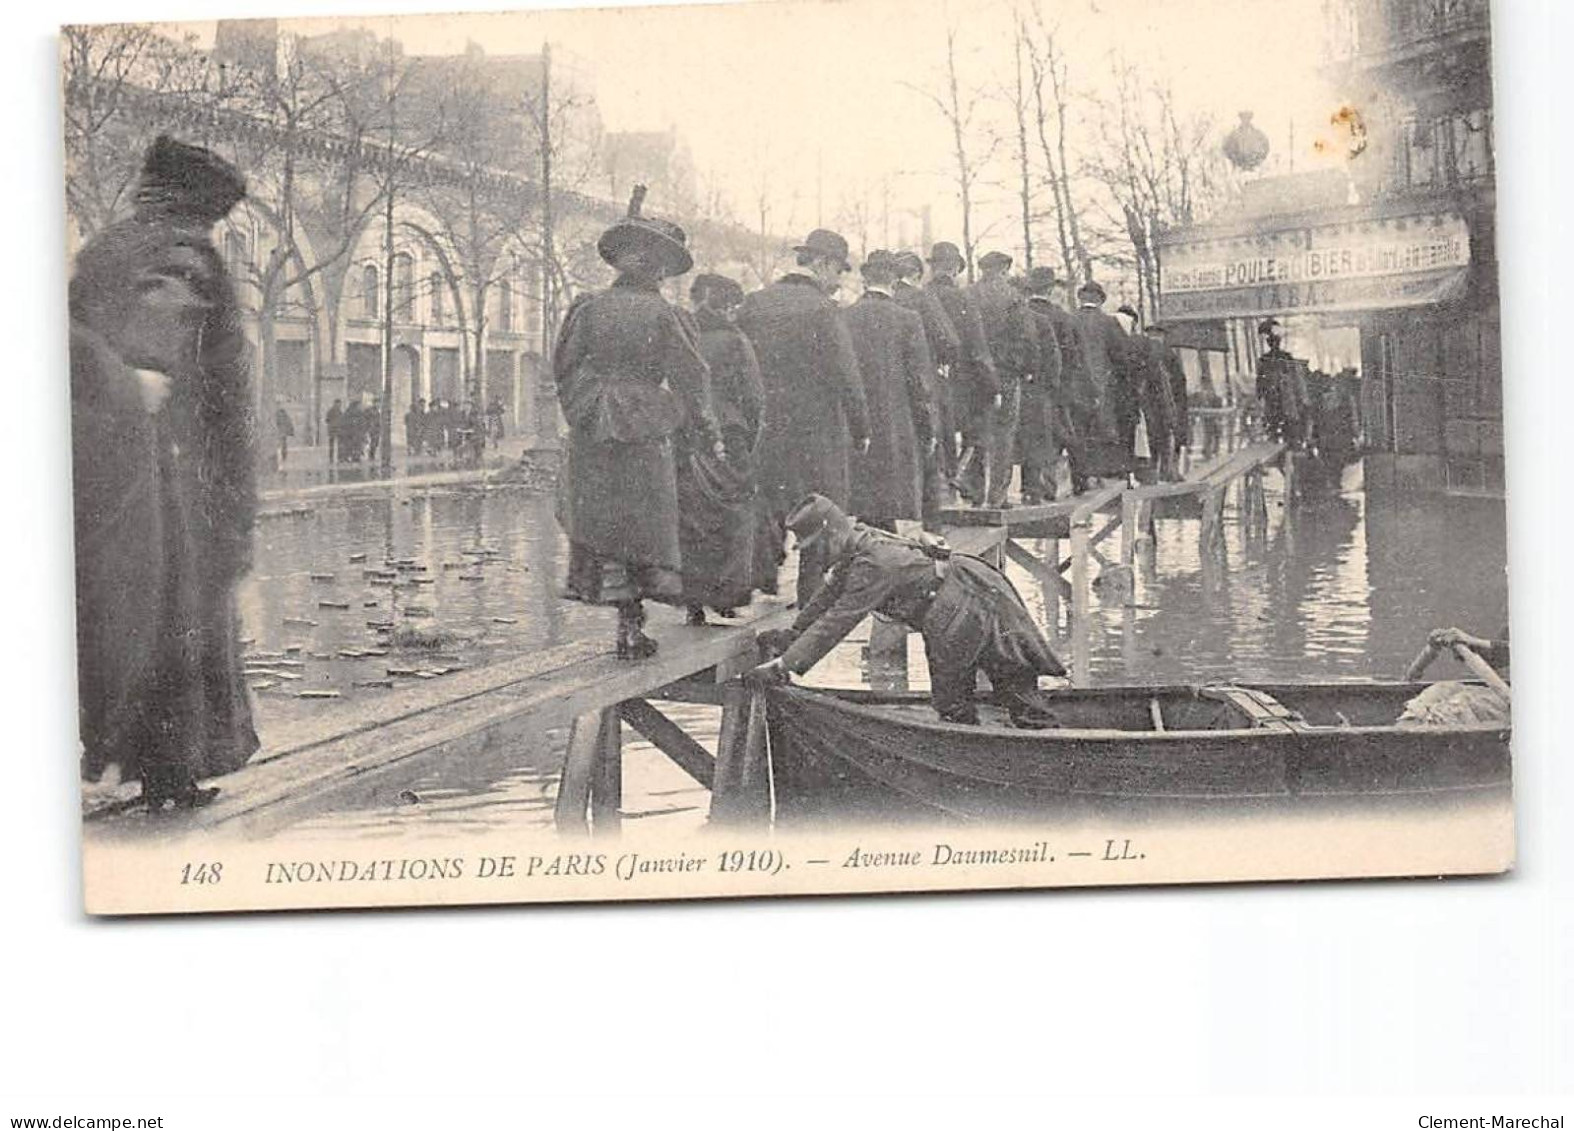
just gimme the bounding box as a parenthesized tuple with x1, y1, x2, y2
(1404, 636, 1511, 705)
(1449, 642, 1512, 705)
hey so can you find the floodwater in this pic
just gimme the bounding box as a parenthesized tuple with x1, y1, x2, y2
(248, 464, 1508, 841)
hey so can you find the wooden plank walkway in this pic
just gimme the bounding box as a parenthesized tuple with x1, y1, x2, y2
(86, 601, 794, 841)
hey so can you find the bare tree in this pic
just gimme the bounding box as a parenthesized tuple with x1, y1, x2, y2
(1084, 52, 1227, 319)
(907, 24, 999, 281)
(62, 24, 222, 238)
(1020, 5, 1089, 293)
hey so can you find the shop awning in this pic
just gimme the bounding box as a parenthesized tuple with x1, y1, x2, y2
(1157, 210, 1471, 322)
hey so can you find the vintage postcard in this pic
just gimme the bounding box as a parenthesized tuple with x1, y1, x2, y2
(64, 0, 1512, 916)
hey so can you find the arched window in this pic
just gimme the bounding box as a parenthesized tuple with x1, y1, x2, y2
(361, 264, 379, 319)
(394, 253, 415, 322)
(430, 272, 445, 326)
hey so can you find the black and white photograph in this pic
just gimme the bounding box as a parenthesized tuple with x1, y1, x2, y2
(61, 0, 1514, 915)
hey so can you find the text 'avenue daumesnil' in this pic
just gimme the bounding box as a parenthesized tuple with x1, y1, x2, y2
(839, 839, 1144, 869)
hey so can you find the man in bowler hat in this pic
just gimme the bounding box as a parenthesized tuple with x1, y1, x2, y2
(737, 228, 870, 606)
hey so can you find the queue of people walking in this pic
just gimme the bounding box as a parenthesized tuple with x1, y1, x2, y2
(555, 188, 1193, 664)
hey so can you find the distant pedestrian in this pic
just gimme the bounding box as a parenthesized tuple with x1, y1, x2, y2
(487, 396, 506, 443)
(405, 398, 425, 456)
(274, 404, 295, 466)
(736, 227, 870, 606)
(555, 187, 717, 660)
(325, 397, 343, 463)
(341, 401, 364, 462)
(365, 399, 381, 463)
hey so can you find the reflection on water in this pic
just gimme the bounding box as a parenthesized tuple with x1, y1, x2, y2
(268, 467, 1508, 839)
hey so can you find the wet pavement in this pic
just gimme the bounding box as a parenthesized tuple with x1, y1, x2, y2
(248, 460, 1509, 840)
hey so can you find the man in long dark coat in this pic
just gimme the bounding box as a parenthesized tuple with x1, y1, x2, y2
(965, 251, 1040, 506)
(1146, 324, 1189, 477)
(1018, 267, 1067, 502)
(1119, 308, 1179, 483)
(922, 242, 997, 502)
(69, 135, 259, 810)
(750, 495, 1065, 727)
(843, 251, 936, 530)
(737, 227, 869, 606)
(555, 188, 718, 659)
(892, 251, 960, 523)
(1073, 280, 1138, 481)
(677, 273, 766, 621)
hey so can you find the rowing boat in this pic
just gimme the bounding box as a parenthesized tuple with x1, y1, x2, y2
(764, 681, 1511, 824)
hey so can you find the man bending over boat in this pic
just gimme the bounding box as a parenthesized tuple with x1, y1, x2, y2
(748, 494, 1066, 727)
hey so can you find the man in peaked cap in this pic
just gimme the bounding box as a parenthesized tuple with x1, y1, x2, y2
(923, 242, 997, 503)
(737, 228, 869, 606)
(891, 250, 961, 525)
(1073, 277, 1139, 482)
(69, 135, 258, 811)
(1018, 265, 1078, 502)
(749, 494, 1065, 727)
(963, 250, 1041, 507)
(843, 250, 936, 532)
(1255, 317, 1305, 444)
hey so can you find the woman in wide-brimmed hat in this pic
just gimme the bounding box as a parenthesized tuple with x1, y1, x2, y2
(554, 187, 720, 659)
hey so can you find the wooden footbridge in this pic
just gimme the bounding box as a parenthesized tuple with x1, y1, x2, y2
(87, 605, 789, 841)
(935, 437, 1297, 684)
(87, 422, 1299, 843)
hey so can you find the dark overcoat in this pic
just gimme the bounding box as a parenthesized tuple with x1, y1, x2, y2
(1130, 333, 1180, 452)
(1074, 305, 1139, 475)
(554, 276, 716, 583)
(677, 308, 766, 609)
(970, 275, 1040, 386)
(924, 277, 997, 416)
(892, 280, 960, 371)
(1019, 298, 1064, 468)
(69, 217, 259, 789)
(737, 274, 868, 510)
(843, 291, 936, 523)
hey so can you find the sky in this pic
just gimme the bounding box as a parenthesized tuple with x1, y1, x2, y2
(160, 0, 1341, 254)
